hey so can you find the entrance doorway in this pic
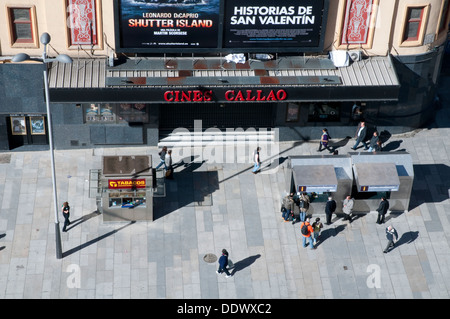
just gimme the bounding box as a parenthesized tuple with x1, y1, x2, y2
(159, 103, 275, 131)
(6, 115, 48, 149)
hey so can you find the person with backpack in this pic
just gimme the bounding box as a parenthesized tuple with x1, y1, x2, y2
(298, 192, 310, 222)
(300, 218, 315, 249)
(312, 217, 323, 246)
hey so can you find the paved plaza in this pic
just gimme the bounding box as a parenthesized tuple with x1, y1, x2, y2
(0, 73, 450, 300)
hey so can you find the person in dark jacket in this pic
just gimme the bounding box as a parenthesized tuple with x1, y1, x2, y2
(325, 196, 336, 225)
(352, 121, 368, 150)
(62, 201, 71, 232)
(367, 131, 379, 152)
(383, 225, 398, 253)
(216, 249, 232, 278)
(376, 197, 389, 224)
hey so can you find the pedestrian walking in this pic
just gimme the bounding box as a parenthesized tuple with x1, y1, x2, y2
(165, 149, 174, 179)
(383, 225, 398, 253)
(312, 217, 323, 245)
(281, 193, 295, 222)
(298, 192, 310, 222)
(342, 195, 354, 222)
(252, 147, 261, 174)
(216, 249, 232, 278)
(376, 197, 389, 224)
(155, 146, 168, 170)
(352, 121, 368, 150)
(367, 131, 379, 152)
(300, 218, 315, 249)
(325, 196, 336, 225)
(318, 128, 332, 153)
(62, 201, 71, 232)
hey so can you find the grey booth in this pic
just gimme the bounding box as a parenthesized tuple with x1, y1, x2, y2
(286, 155, 353, 215)
(350, 152, 414, 212)
(286, 152, 414, 217)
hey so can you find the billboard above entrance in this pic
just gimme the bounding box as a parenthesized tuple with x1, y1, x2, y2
(114, 0, 329, 53)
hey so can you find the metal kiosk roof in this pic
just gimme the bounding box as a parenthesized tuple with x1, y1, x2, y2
(353, 162, 400, 192)
(292, 165, 338, 194)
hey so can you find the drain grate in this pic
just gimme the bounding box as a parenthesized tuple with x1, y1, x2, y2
(203, 253, 217, 263)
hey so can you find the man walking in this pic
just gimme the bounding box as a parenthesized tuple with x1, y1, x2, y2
(383, 225, 398, 253)
(352, 121, 367, 150)
(252, 147, 261, 174)
(216, 249, 232, 278)
(325, 196, 336, 225)
(376, 197, 389, 224)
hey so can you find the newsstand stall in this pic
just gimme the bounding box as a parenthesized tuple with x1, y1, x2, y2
(99, 155, 156, 222)
(349, 152, 414, 212)
(286, 155, 353, 215)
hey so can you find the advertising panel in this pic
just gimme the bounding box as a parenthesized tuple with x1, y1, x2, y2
(115, 0, 328, 52)
(108, 179, 146, 189)
(223, 0, 325, 48)
(118, 0, 220, 49)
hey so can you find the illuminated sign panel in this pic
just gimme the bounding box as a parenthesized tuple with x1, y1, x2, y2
(108, 179, 146, 189)
(114, 0, 329, 53)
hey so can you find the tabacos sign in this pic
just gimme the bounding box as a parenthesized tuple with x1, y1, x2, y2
(108, 179, 146, 189)
(163, 89, 287, 102)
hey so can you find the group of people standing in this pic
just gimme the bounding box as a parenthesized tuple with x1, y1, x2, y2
(318, 121, 382, 154)
(282, 194, 397, 252)
(281, 192, 311, 224)
(156, 146, 174, 179)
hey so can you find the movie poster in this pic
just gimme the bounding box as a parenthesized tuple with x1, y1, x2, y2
(223, 0, 325, 48)
(119, 0, 220, 49)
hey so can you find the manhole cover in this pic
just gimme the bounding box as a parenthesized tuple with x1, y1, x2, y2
(203, 253, 217, 263)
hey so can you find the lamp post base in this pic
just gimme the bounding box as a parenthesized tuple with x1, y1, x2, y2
(55, 222, 63, 259)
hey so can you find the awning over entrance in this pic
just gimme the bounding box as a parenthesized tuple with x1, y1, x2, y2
(48, 55, 400, 103)
(292, 164, 338, 193)
(353, 162, 400, 192)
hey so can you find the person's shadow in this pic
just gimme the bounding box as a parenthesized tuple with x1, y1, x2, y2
(230, 254, 261, 276)
(315, 224, 346, 248)
(391, 231, 419, 251)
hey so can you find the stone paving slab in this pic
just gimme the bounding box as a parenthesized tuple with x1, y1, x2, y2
(1, 107, 450, 300)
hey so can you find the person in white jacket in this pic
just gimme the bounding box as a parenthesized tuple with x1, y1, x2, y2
(342, 195, 354, 222)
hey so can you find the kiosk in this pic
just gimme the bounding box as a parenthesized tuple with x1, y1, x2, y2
(350, 152, 413, 212)
(286, 155, 353, 215)
(98, 155, 157, 221)
(286, 152, 414, 216)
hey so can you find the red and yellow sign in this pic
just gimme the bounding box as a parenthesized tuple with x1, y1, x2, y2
(108, 179, 146, 189)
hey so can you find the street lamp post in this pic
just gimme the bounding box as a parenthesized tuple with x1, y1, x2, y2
(13, 33, 72, 259)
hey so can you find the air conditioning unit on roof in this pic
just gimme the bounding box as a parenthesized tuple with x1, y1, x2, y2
(348, 50, 362, 62)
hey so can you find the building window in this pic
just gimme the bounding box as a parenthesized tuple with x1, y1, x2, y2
(8, 7, 38, 47)
(84, 104, 149, 124)
(66, 0, 101, 48)
(401, 5, 429, 46)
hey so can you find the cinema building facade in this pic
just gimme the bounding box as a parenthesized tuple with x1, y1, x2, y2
(0, 0, 449, 150)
